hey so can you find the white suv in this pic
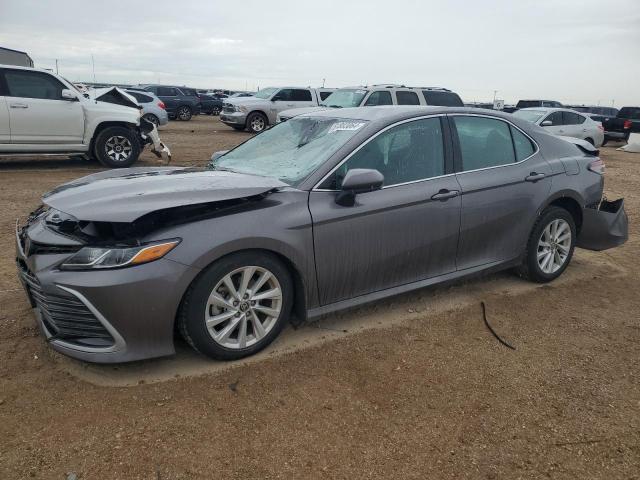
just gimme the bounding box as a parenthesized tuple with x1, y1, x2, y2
(277, 85, 464, 122)
(0, 65, 170, 167)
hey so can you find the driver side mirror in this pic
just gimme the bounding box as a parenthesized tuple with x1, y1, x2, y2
(61, 89, 78, 101)
(335, 168, 384, 206)
(541, 120, 553, 127)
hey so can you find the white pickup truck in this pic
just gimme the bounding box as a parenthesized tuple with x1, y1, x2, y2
(0, 64, 170, 167)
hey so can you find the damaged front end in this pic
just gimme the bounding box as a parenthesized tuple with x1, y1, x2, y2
(94, 87, 171, 163)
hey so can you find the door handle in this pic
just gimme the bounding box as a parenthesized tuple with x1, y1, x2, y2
(525, 172, 546, 182)
(10, 103, 28, 109)
(431, 189, 459, 201)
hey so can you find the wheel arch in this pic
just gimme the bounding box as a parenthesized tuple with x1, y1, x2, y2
(247, 110, 270, 126)
(89, 121, 139, 156)
(174, 247, 309, 335)
(539, 190, 584, 234)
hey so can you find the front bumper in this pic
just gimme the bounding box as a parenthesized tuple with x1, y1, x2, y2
(220, 111, 247, 126)
(15, 219, 200, 363)
(139, 119, 172, 163)
(577, 198, 628, 251)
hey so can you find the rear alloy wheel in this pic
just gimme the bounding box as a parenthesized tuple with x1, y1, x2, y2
(143, 113, 160, 127)
(211, 106, 221, 116)
(94, 126, 141, 168)
(518, 206, 576, 283)
(177, 106, 193, 121)
(247, 112, 268, 133)
(179, 252, 293, 360)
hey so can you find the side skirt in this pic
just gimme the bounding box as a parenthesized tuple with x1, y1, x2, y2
(306, 258, 522, 321)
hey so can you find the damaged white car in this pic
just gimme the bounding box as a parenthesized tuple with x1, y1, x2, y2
(0, 64, 170, 167)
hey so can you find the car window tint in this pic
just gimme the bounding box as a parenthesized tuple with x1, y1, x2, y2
(563, 111, 585, 125)
(127, 92, 152, 103)
(319, 91, 332, 101)
(291, 89, 312, 101)
(542, 111, 563, 126)
(4, 70, 64, 100)
(454, 116, 515, 171)
(422, 90, 464, 107)
(332, 117, 445, 188)
(274, 89, 293, 101)
(396, 91, 420, 105)
(364, 91, 393, 106)
(157, 87, 177, 96)
(510, 126, 535, 161)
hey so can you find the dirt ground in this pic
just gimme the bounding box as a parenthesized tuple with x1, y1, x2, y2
(1, 116, 639, 479)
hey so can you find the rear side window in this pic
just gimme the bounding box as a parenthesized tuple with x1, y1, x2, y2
(157, 87, 177, 96)
(364, 91, 393, 106)
(4, 70, 65, 100)
(423, 90, 463, 107)
(180, 88, 198, 96)
(619, 107, 640, 119)
(319, 91, 332, 101)
(516, 101, 540, 109)
(291, 89, 312, 101)
(453, 116, 515, 171)
(563, 112, 585, 125)
(396, 91, 420, 105)
(510, 126, 535, 161)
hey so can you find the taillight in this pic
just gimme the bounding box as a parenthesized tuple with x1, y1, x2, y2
(158, 101, 166, 110)
(623, 120, 632, 129)
(588, 158, 605, 175)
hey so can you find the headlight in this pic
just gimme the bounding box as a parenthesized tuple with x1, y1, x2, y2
(61, 239, 180, 270)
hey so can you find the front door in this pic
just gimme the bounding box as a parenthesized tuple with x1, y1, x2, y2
(309, 116, 461, 305)
(450, 114, 553, 270)
(2, 68, 84, 144)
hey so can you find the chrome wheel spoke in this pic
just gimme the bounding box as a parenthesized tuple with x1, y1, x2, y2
(237, 316, 247, 349)
(206, 309, 236, 328)
(222, 274, 239, 300)
(215, 316, 242, 343)
(250, 311, 266, 340)
(251, 287, 281, 302)
(254, 304, 279, 317)
(238, 266, 256, 298)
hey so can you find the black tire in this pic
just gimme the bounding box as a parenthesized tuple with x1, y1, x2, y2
(518, 206, 576, 283)
(143, 113, 159, 127)
(246, 112, 268, 133)
(176, 105, 193, 121)
(585, 137, 594, 146)
(93, 126, 141, 168)
(178, 251, 293, 360)
(232, 126, 245, 131)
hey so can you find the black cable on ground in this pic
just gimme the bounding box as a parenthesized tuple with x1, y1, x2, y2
(481, 301, 516, 350)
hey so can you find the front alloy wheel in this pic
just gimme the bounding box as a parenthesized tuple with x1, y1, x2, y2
(205, 266, 282, 349)
(179, 252, 293, 360)
(177, 106, 192, 121)
(247, 112, 267, 133)
(105, 136, 133, 163)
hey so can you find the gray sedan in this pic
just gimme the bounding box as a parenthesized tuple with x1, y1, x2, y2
(16, 107, 628, 363)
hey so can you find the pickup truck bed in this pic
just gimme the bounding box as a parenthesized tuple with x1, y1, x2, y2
(602, 107, 640, 144)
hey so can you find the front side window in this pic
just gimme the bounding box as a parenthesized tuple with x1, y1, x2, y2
(253, 87, 278, 99)
(563, 112, 585, 125)
(364, 91, 393, 106)
(319, 91, 332, 101)
(542, 111, 563, 126)
(513, 109, 547, 123)
(326, 117, 445, 189)
(4, 70, 65, 100)
(291, 89, 312, 101)
(454, 116, 515, 171)
(214, 117, 367, 185)
(273, 89, 293, 101)
(396, 91, 420, 105)
(157, 87, 177, 96)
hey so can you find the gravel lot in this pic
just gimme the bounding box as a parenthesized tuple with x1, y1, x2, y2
(1, 116, 639, 479)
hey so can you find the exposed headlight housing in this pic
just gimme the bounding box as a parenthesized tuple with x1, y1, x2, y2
(60, 239, 180, 270)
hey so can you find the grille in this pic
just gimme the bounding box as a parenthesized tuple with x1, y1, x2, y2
(17, 261, 115, 348)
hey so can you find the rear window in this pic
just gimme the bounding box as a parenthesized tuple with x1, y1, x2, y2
(618, 107, 640, 119)
(422, 90, 463, 107)
(396, 91, 420, 105)
(516, 101, 541, 109)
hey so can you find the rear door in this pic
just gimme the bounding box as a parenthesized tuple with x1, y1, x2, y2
(451, 114, 552, 270)
(395, 90, 422, 106)
(2, 68, 84, 144)
(155, 87, 179, 114)
(540, 111, 564, 136)
(562, 111, 587, 139)
(363, 90, 393, 106)
(309, 116, 461, 304)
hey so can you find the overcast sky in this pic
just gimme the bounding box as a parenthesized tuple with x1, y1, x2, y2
(1, 0, 638, 105)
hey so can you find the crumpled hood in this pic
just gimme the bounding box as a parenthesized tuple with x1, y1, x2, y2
(90, 87, 140, 109)
(42, 167, 287, 223)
